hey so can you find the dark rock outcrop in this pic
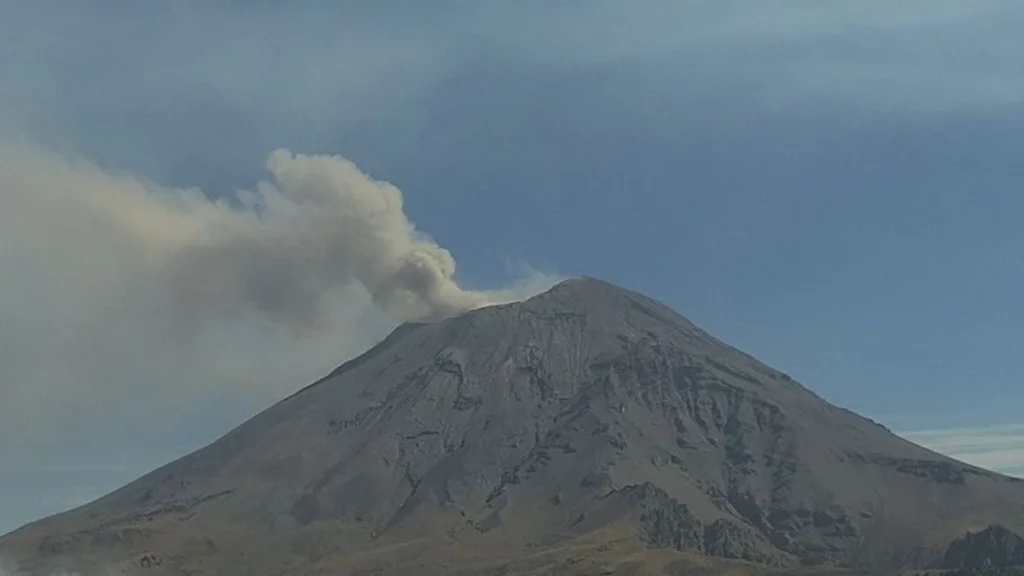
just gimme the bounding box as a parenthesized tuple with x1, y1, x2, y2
(943, 525, 1024, 569)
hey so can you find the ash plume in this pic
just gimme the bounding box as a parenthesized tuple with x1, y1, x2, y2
(1, 144, 545, 329)
(0, 142, 558, 516)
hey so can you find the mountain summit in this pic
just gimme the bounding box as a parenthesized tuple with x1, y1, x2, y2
(4, 277, 1024, 575)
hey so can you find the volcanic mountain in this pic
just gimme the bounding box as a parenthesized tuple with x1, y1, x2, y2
(3, 277, 1024, 575)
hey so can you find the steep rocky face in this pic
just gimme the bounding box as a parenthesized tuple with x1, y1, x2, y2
(3, 277, 1024, 575)
(943, 526, 1024, 570)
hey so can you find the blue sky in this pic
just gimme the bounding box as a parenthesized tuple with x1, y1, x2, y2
(1, 1, 1023, 533)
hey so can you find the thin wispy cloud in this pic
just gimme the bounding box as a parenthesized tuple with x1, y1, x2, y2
(902, 424, 1024, 477)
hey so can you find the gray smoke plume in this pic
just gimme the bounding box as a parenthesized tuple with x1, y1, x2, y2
(0, 142, 558, 533)
(1, 144, 540, 329)
(167, 148, 498, 326)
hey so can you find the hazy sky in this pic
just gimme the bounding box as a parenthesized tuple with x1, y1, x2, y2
(2, 1, 1023, 533)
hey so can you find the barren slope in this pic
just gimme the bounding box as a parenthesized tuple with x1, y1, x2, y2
(3, 277, 1023, 575)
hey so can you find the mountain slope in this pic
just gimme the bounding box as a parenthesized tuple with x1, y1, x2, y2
(3, 277, 1024, 575)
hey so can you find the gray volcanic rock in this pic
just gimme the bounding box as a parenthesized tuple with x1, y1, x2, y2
(3, 277, 1024, 575)
(943, 526, 1024, 570)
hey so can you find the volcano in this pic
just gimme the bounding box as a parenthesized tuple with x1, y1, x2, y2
(3, 277, 1024, 575)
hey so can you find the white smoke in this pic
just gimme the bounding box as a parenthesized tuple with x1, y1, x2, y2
(0, 142, 559, 531)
